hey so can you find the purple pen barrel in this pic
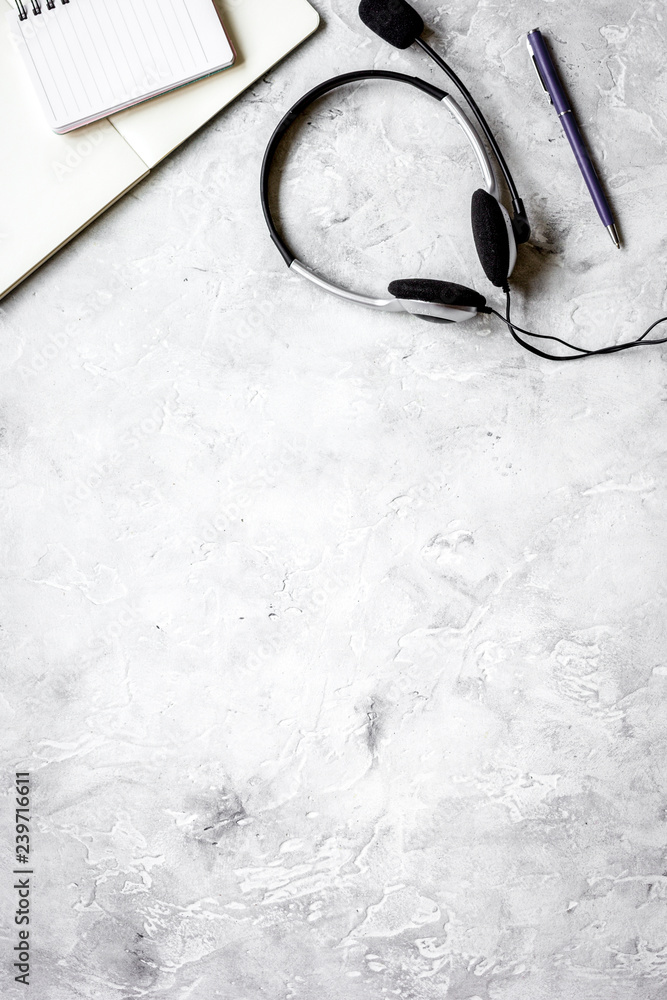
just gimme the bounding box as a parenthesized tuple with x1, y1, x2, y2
(527, 28, 619, 245)
(559, 112, 614, 228)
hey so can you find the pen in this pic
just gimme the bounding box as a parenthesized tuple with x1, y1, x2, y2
(526, 28, 620, 249)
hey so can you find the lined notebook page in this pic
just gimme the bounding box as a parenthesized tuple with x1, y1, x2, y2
(10, 0, 234, 132)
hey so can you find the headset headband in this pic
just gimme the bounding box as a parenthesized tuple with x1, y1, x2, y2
(260, 70, 503, 316)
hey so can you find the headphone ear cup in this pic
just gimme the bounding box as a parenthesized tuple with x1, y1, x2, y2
(471, 189, 512, 288)
(387, 278, 487, 310)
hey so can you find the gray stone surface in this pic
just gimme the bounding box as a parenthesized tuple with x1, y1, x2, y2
(2, 1, 667, 998)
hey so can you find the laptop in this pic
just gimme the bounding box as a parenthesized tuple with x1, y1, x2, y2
(0, 0, 319, 300)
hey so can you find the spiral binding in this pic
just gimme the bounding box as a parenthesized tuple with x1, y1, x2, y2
(15, 0, 69, 19)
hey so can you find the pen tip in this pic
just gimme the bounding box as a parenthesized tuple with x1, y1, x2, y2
(607, 224, 621, 249)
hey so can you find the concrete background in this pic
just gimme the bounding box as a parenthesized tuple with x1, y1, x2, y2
(2, 1, 667, 997)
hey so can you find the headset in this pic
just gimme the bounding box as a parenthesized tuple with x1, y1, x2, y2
(260, 0, 667, 361)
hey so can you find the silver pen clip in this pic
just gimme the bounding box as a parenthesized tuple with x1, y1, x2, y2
(526, 36, 553, 104)
(531, 55, 549, 95)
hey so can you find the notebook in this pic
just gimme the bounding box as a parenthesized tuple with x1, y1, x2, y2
(9, 0, 236, 133)
(0, 0, 319, 300)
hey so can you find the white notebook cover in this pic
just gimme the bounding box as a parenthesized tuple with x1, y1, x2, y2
(0, 0, 319, 299)
(0, 15, 150, 300)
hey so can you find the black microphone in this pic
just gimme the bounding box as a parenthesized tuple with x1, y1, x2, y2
(358, 0, 423, 50)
